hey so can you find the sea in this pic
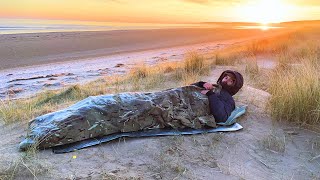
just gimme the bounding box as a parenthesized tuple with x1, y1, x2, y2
(0, 18, 281, 35)
(0, 18, 209, 35)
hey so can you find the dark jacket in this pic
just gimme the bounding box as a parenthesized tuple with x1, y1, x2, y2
(193, 70, 244, 122)
(193, 81, 235, 122)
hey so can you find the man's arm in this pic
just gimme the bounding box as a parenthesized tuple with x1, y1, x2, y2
(191, 81, 213, 90)
(191, 81, 206, 88)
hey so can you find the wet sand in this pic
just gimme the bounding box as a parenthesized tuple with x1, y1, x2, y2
(0, 28, 284, 70)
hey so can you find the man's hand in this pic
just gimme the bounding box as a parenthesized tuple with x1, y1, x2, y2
(203, 83, 213, 90)
(201, 90, 209, 95)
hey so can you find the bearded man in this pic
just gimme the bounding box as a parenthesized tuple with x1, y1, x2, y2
(192, 70, 244, 123)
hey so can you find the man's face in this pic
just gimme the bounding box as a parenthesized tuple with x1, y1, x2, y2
(221, 74, 236, 86)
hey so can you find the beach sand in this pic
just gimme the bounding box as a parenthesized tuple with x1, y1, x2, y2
(1, 27, 287, 99)
(0, 28, 286, 70)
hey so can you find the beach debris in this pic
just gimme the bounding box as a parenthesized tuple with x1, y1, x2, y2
(97, 68, 110, 75)
(8, 75, 58, 83)
(7, 88, 23, 94)
(48, 77, 58, 80)
(156, 57, 168, 62)
(19, 86, 216, 150)
(6, 73, 13, 76)
(14, 83, 24, 86)
(114, 63, 125, 68)
(8, 73, 75, 83)
(64, 73, 75, 76)
(7, 83, 24, 88)
(88, 73, 101, 76)
(64, 76, 79, 82)
(114, 70, 127, 74)
(43, 82, 62, 87)
(99, 72, 109, 75)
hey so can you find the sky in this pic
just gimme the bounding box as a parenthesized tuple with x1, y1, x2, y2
(1, 0, 320, 24)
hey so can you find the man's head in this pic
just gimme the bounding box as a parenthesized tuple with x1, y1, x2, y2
(217, 70, 244, 96)
(221, 72, 236, 86)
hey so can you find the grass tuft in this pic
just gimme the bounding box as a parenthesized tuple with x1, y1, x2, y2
(183, 52, 207, 74)
(268, 49, 320, 124)
(35, 85, 81, 107)
(215, 52, 240, 65)
(1, 144, 50, 180)
(260, 131, 286, 153)
(129, 64, 149, 79)
(127, 64, 167, 91)
(244, 53, 259, 78)
(174, 52, 211, 85)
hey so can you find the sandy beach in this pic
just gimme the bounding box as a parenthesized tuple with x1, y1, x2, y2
(0, 28, 286, 70)
(1, 27, 288, 99)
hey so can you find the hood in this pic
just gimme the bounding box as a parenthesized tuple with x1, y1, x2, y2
(217, 70, 244, 96)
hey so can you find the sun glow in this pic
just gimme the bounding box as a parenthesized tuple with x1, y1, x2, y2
(238, 0, 290, 24)
(260, 25, 269, 31)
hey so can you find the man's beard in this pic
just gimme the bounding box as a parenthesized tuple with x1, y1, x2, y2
(220, 81, 234, 94)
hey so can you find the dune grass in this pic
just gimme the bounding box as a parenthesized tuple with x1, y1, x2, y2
(127, 63, 167, 91)
(265, 27, 320, 125)
(0, 82, 110, 124)
(211, 26, 320, 125)
(214, 31, 301, 66)
(211, 30, 303, 91)
(174, 52, 213, 85)
(268, 59, 320, 124)
(244, 53, 259, 78)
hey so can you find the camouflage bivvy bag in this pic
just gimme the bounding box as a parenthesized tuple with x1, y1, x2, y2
(20, 86, 219, 150)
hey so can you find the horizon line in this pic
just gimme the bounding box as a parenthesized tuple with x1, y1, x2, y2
(2, 17, 320, 25)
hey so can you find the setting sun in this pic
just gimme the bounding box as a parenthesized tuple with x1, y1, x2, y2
(237, 0, 291, 24)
